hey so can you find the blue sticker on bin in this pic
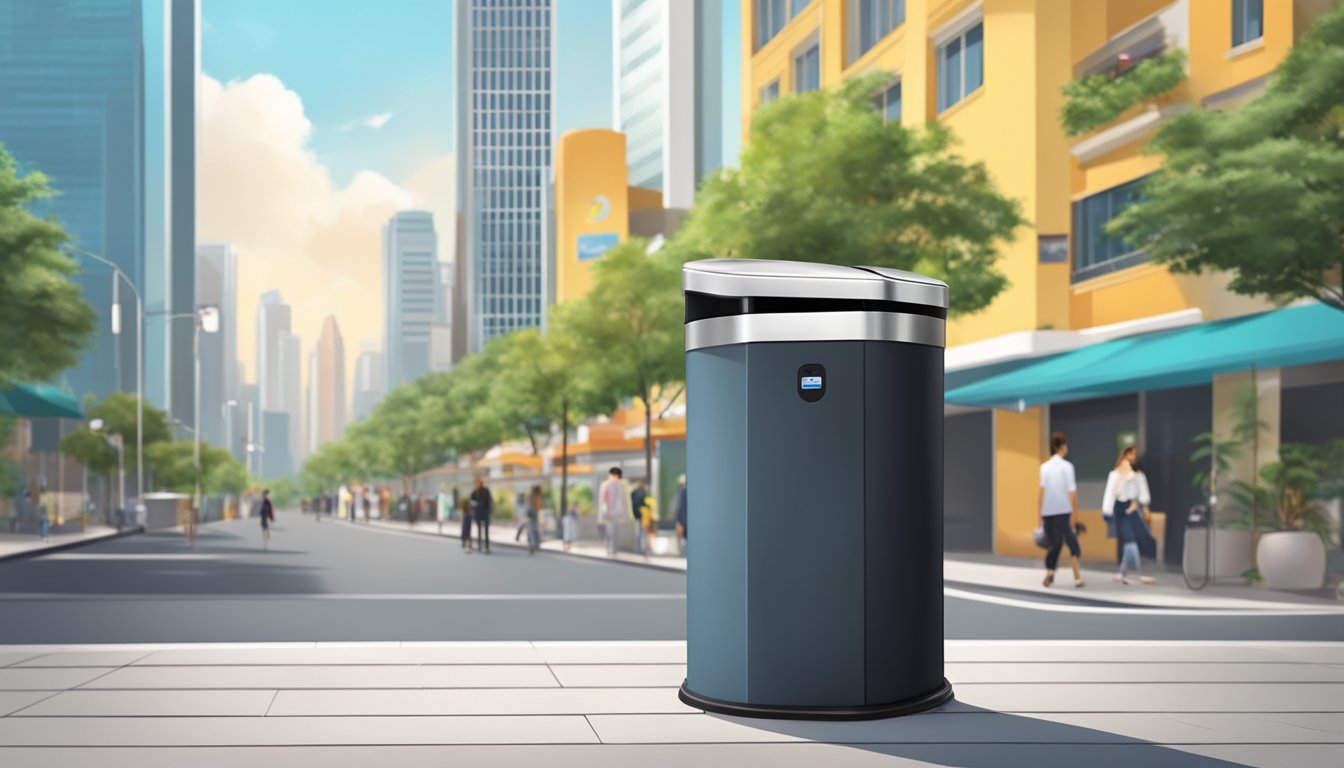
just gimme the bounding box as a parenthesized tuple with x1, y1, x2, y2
(800, 376, 823, 390)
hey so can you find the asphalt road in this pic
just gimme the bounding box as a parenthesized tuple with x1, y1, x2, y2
(0, 515, 1340, 643)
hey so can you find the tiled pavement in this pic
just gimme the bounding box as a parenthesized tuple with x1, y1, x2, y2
(0, 640, 1341, 766)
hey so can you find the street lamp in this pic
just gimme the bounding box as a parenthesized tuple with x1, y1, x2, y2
(67, 247, 143, 507)
(88, 418, 125, 517)
(163, 306, 219, 522)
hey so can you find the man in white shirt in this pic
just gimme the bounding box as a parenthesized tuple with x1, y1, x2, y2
(598, 467, 629, 556)
(1039, 432, 1084, 588)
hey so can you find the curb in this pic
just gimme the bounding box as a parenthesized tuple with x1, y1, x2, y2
(337, 516, 687, 574)
(0, 526, 145, 564)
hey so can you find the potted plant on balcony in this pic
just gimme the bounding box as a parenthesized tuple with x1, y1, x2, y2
(1230, 444, 1334, 590)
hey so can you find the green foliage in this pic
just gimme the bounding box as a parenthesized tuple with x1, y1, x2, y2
(60, 393, 173, 476)
(0, 414, 21, 497)
(1189, 383, 1270, 496)
(557, 238, 685, 482)
(264, 477, 301, 509)
(299, 438, 359, 496)
(1110, 8, 1344, 311)
(568, 483, 594, 516)
(0, 142, 96, 389)
(144, 440, 245, 495)
(1060, 50, 1187, 136)
(1224, 442, 1337, 544)
(675, 74, 1023, 315)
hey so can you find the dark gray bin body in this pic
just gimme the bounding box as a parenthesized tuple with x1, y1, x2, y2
(681, 259, 953, 720)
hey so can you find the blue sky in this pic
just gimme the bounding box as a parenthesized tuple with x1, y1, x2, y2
(202, 0, 741, 188)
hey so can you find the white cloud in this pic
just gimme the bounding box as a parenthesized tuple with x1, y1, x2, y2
(198, 73, 453, 409)
(362, 112, 393, 129)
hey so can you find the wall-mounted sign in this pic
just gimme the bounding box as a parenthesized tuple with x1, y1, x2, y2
(577, 232, 620, 261)
(1038, 234, 1069, 264)
(587, 195, 612, 223)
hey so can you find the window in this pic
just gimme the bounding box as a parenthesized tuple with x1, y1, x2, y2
(757, 0, 787, 47)
(1072, 176, 1150, 282)
(792, 0, 810, 14)
(760, 79, 781, 106)
(1232, 0, 1263, 47)
(875, 80, 902, 122)
(795, 44, 821, 93)
(855, 0, 906, 58)
(936, 21, 983, 112)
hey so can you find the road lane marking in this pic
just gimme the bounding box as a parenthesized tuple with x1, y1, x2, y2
(945, 586, 1344, 617)
(0, 593, 687, 602)
(41, 554, 224, 561)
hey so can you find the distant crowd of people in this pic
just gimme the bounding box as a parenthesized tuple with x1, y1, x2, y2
(297, 469, 689, 559)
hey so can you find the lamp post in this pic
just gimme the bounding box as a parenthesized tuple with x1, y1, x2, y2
(67, 247, 143, 506)
(89, 418, 124, 518)
(164, 307, 219, 524)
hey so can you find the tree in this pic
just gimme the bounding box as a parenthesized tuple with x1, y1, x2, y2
(0, 142, 97, 388)
(143, 440, 243, 495)
(674, 74, 1024, 315)
(1109, 6, 1344, 311)
(561, 238, 685, 484)
(362, 377, 451, 493)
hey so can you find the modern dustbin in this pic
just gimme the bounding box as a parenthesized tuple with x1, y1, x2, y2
(679, 258, 953, 720)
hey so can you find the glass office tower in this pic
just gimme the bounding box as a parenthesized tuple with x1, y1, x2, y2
(455, 0, 554, 353)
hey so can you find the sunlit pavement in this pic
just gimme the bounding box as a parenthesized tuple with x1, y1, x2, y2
(0, 639, 1341, 766)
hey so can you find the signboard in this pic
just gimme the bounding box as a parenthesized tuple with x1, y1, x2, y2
(577, 232, 620, 262)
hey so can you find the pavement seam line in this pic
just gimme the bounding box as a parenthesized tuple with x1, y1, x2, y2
(544, 663, 565, 688)
(263, 690, 279, 717)
(582, 714, 603, 744)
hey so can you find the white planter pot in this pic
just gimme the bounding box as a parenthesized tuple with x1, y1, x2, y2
(1184, 529, 1254, 580)
(1256, 531, 1326, 590)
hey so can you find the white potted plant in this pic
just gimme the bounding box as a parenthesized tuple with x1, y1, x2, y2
(1240, 445, 1334, 591)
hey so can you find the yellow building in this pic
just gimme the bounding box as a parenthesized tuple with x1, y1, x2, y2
(743, 0, 1343, 561)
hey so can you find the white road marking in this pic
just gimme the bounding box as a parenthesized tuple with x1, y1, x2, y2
(944, 586, 1344, 617)
(0, 593, 687, 602)
(41, 554, 223, 561)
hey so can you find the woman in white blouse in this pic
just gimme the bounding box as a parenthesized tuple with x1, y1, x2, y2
(1102, 446, 1156, 584)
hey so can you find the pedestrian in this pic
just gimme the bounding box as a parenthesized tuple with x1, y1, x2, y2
(437, 484, 451, 535)
(460, 496, 474, 552)
(370, 487, 382, 520)
(470, 476, 493, 554)
(299, 497, 309, 516)
(397, 491, 411, 523)
(562, 499, 578, 552)
(674, 474, 688, 556)
(36, 488, 49, 541)
(259, 488, 275, 550)
(1039, 432, 1085, 588)
(362, 487, 371, 523)
(598, 468, 629, 556)
(525, 484, 543, 553)
(1103, 446, 1157, 585)
(514, 491, 528, 542)
(630, 479, 649, 555)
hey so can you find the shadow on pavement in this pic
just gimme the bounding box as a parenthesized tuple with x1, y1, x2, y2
(714, 703, 1245, 768)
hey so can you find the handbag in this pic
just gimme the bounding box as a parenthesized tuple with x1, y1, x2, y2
(1032, 526, 1048, 549)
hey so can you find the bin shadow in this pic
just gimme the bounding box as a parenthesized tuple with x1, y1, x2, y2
(709, 702, 1245, 767)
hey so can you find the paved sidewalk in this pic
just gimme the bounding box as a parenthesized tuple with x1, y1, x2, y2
(0, 526, 129, 563)
(0, 639, 1339, 765)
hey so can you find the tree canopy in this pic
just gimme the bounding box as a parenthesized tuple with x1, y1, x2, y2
(1110, 6, 1344, 311)
(674, 74, 1024, 315)
(0, 142, 96, 388)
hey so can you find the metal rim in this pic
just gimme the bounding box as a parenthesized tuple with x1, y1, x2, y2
(678, 678, 955, 721)
(685, 311, 946, 351)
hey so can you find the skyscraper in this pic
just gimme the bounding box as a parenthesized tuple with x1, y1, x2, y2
(166, 0, 198, 431)
(382, 211, 437, 392)
(351, 340, 384, 424)
(455, 0, 554, 353)
(255, 290, 290, 476)
(311, 316, 346, 450)
(196, 243, 237, 448)
(613, 0, 723, 210)
(279, 330, 302, 467)
(431, 262, 454, 372)
(0, 0, 144, 401)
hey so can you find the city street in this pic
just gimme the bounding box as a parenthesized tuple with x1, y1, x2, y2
(2, 516, 1341, 645)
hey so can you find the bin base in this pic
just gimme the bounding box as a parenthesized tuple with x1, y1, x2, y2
(678, 678, 954, 721)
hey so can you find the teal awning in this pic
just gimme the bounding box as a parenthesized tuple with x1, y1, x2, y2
(0, 383, 84, 419)
(946, 303, 1344, 408)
